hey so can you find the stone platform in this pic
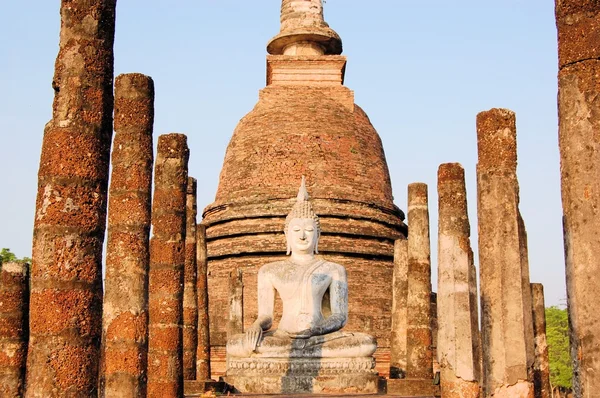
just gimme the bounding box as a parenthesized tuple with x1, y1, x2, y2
(224, 356, 381, 394)
(386, 379, 440, 397)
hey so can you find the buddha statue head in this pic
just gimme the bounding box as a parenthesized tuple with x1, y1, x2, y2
(284, 177, 321, 255)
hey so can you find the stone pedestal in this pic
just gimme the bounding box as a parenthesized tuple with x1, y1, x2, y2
(224, 356, 379, 394)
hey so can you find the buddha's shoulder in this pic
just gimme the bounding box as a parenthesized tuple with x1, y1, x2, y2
(320, 259, 347, 274)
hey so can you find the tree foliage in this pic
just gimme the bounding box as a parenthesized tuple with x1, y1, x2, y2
(0, 248, 31, 265)
(546, 306, 572, 388)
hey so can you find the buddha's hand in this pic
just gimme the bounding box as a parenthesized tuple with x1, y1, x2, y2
(243, 323, 263, 354)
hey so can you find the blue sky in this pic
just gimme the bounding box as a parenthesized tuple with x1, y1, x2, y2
(0, 1, 564, 306)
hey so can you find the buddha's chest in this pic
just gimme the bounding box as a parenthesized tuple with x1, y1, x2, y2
(271, 265, 332, 301)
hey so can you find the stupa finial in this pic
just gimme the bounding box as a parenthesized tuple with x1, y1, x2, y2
(267, 0, 342, 56)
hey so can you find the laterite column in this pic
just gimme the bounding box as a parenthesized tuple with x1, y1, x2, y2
(27, 1, 116, 396)
(0, 262, 29, 397)
(389, 239, 409, 379)
(437, 163, 480, 397)
(406, 183, 433, 380)
(183, 177, 198, 380)
(148, 134, 189, 397)
(196, 225, 212, 380)
(101, 73, 154, 397)
(227, 269, 244, 338)
(387, 183, 438, 396)
(476, 108, 534, 397)
(531, 284, 550, 398)
(555, 1, 600, 394)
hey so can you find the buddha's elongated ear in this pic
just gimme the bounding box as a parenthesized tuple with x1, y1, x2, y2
(314, 231, 320, 254)
(285, 231, 291, 255)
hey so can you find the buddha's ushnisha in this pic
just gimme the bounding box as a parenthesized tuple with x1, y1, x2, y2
(226, 177, 376, 358)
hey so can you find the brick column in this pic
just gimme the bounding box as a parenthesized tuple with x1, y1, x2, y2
(531, 284, 551, 398)
(555, 1, 600, 394)
(196, 225, 212, 380)
(26, 1, 116, 395)
(437, 163, 480, 397)
(101, 73, 154, 397)
(476, 108, 534, 397)
(389, 239, 408, 379)
(148, 134, 189, 397)
(183, 177, 198, 380)
(0, 262, 29, 397)
(406, 183, 433, 379)
(227, 268, 244, 338)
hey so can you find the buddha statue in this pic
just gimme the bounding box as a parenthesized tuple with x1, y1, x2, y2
(226, 177, 377, 360)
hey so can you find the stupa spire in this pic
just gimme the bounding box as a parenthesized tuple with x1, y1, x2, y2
(267, 0, 342, 56)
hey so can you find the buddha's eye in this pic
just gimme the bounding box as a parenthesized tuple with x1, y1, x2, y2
(293, 226, 301, 232)
(305, 227, 314, 232)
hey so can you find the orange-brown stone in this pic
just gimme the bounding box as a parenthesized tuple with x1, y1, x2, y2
(0, 262, 28, 398)
(148, 134, 189, 398)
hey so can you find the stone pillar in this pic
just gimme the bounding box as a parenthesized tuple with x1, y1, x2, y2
(27, 1, 116, 396)
(406, 183, 433, 379)
(518, 214, 536, 381)
(0, 262, 29, 397)
(148, 134, 189, 398)
(183, 177, 198, 380)
(196, 225, 212, 380)
(227, 268, 244, 338)
(476, 108, 534, 397)
(555, 2, 600, 394)
(430, 292, 440, 377)
(437, 163, 480, 397)
(101, 73, 154, 397)
(390, 239, 408, 379)
(531, 284, 551, 398)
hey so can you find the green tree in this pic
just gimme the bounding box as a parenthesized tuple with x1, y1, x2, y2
(0, 248, 31, 265)
(546, 306, 572, 388)
(0, 247, 17, 264)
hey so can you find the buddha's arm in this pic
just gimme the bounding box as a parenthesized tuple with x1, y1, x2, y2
(313, 265, 348, 335)
(244, 266, 274, 353)
(254, 266, 275, 330)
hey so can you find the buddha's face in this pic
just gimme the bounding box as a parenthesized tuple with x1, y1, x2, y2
(286, 218, 318, 255)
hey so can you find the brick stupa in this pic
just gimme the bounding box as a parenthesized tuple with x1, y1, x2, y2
(202, 0, 406, 375)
